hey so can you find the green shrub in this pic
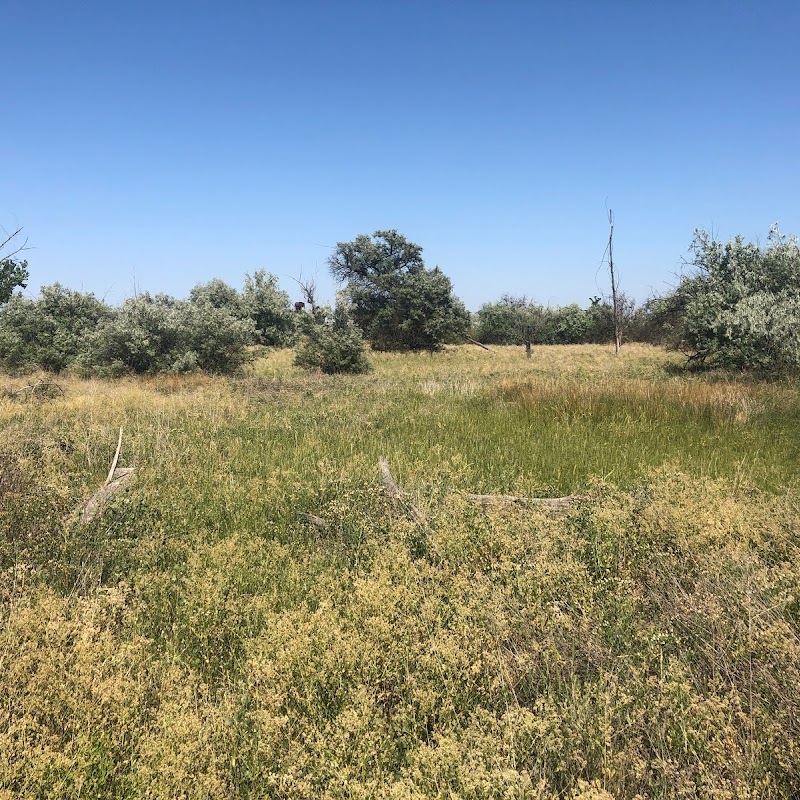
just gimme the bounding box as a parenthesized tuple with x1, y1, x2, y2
(0, 284, 112, 373)
(294, 305, 371, 374)
(242, 270, 297, 346)
(81, 293, 256, 375)
(662, 227, 800, 372)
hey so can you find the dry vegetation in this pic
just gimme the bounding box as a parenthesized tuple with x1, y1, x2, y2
(1, 345, 799, 798)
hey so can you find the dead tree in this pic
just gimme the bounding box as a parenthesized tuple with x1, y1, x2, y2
(607, 209, 623, 354)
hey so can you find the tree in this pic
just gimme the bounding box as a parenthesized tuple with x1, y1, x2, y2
(662, 226, 800, 371)
(0, 227, 30, 304)
(328, 230, 469, 351)
(473, 295, 544, 356)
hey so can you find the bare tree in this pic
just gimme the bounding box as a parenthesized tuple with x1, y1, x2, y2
(607, 209, 623, 354)
(291, 272, 318, 312)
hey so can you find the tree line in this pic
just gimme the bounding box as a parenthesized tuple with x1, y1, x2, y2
(1, 226, 798, 375)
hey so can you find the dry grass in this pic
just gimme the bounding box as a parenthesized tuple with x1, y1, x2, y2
(1, 345, 799, 798)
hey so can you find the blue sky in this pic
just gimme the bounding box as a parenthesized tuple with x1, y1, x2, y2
(5, 0, 799, 310)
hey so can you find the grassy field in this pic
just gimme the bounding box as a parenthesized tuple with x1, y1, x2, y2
(2, 344, 800, 798)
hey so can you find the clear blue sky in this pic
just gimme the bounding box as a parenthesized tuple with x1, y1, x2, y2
(5, 0, 799, 310)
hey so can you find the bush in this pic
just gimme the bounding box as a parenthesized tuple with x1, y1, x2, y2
(176, 299, 257, 373)
(81, 293, 256, 376)
(0, 284, 112, 373)
(662, 227, 800, 372)
(81, 294, 184, 375)
(241, 270, 297, 347)
(294, 305, 371, 374)
(474, 296, 618, 347)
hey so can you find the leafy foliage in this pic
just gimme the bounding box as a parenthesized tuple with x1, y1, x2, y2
(0, 284, 112, 373)
(329, 230, 469, 351)
(82, 292, 257, 375)
(0, 227, 30, 304)
(474, 295, 617, 346)
(0, 258, 28, 305)
(241, 270, 297, 346)
(661, 227, 800, 371)
(294, 303, 371, 374)
(81, 293, 185, 375)
(0, 272, 296, 376)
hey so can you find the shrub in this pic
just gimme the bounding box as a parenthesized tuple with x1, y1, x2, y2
(662, 226, 800, 371)
(294, 305, 371, 374)
(81, 293, 256, 376)
(241, 270, 297, 347)
(176, 299, 257, 373)
(81, 293, 183, 375)
(0, 284, 112, 373)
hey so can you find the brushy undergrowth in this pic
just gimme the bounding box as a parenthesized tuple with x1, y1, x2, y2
(1, 345, 799, 798)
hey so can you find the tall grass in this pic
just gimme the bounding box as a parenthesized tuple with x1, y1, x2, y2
(1, 345, 799, 798)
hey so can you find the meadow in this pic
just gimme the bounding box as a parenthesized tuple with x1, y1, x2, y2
(1, 344, 799, 799)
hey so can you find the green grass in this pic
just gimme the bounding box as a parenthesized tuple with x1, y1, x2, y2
(2, 344, 800, 798)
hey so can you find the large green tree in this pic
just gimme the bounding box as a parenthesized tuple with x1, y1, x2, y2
(328, 230, 469, 351)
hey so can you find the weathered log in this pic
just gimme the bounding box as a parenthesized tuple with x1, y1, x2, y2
(79, 468, 135, 523)
(378, 458, 426, 524)
(465, 493, 586, 511)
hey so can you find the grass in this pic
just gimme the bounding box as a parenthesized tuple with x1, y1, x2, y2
(1, 344, 800, 798)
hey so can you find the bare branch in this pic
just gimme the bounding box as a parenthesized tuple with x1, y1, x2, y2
(378, 458, 426, 524)
(465, 493, 587, 512)
(0, 227, 30, 261)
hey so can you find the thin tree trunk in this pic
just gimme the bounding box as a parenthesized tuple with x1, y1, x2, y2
(608, 209, 622, 354)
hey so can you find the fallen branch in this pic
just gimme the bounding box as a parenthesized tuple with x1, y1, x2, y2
(74, 428, 135, 524)
(6, 381, 64, 401)
(465, 336, 492, 352)
(79, 468, 135, 523)
(379, 458, 426, 524)
(465, 493, 587, 511)
(105, 427, 124, 485)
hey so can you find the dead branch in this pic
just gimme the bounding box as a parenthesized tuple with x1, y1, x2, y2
(378, 457, 426, 524)
(74, 427, 135, 524)
(5, 381, 64, 401)
(465, 493, 587, 511)
(465, 336, 492, 352)
(106, 427, 124, 485)
(79, 468, 135, 523)
(0, 226, 29, 260)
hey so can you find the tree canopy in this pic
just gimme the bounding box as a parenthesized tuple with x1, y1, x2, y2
(328, 230, 469, 351)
